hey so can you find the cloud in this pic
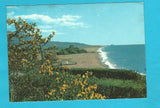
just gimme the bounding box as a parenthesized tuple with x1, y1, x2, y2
(7, 12, 15, 18)
(14, 14, 88, 28)
(41, 29, 64, 35)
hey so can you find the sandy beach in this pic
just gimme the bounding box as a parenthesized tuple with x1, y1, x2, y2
(58, 46, 106, 68)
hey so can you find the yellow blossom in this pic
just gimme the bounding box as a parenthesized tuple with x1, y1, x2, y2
(46, 59, 50, 64)
(48, 92, 52, 95)
(77, 93, 82, 97)
(82, 75, 85, 78)
(51, 89, 56, 92)
(81, 92, 85, 95)
(21, 59, 28, 62)
(56, 77, 60, 81)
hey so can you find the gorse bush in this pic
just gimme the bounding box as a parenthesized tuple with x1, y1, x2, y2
(9, 69, 106, 101)
(45, 71, 105, 100)
(7, 17, 55, 75)
(7, 18, 105, 102)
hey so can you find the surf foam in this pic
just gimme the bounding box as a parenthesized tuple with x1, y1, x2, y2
(97, 47, 116, 69)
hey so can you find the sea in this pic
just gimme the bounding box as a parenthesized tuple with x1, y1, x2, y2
(97, 44, 146, 75)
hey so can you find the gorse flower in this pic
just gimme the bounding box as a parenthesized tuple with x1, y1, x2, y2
(44, 69, 106, 101)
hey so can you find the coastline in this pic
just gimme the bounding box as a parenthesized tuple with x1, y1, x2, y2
(58, 46, 106, 69)
(57, 46, 146, 76)
(97, 46, 116, 69)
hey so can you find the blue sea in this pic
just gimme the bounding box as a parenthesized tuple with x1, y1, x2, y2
(97, 44, 146, 75)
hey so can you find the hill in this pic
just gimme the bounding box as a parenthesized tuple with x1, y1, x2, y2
(44, 41, 90, 49)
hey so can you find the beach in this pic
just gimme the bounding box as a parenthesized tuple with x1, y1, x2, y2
(58, 46, 106, 68)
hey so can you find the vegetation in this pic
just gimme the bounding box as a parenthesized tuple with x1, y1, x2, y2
(57, 45, 87, 55)
(7, 18, 105, 102)
(68, 68, 145, 81)
(69, 68, 146, 99)
(7, 18, 146, 102)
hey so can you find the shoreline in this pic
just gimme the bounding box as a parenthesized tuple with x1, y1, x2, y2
(97, 46, 116, 69)
(57, 46, 146, 76)
(97, 46, 146, 76)
(58, 46, 106, 69)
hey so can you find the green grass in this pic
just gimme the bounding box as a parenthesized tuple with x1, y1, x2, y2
(69, 68, 147, 99)
(95, 78, 146, 90)
(69, 68, 145, 81)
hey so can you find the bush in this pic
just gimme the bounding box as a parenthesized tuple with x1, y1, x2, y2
(57, 45, 87, 55)
(9, 69, 106, 102)
(69, 68, 145, 81)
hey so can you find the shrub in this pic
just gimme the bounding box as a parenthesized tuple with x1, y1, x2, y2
(57, 45, 87, 55)
(69, 68, 145, 81)
(9, 69, 106, 101)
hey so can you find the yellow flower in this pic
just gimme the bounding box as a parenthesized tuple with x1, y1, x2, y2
(51, 89, 56, 92)
(48, 92, 52, 95)
(38, 70, 41, 73)
(87, 87, 91, 91)
(56, 72, 59, 75)
(56, 77, 60, 81)
(21, 59, 28, 62)
(81, 92, 85, 95)
(15, 52, 17, 55)
(46, 59, 50, 64)
(41, 64, 43, 69)
(93, 84, 97, 90)
(82, 75, 85, 78)
(101, 96, 106, 99)
(77, 93, 82, 97)
(84, 80, 87, 85)
(33, 41, 35, 44)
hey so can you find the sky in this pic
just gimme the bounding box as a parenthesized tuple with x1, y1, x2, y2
(6, 2, 145, 45)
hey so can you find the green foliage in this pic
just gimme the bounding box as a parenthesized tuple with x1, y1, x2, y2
(69, 68, 146, 99)
(7, 17, 55, 75)
(69, 68, 145, 81)
(57, 45, 87, 55)
(9, 70, 106, 102)
(7, 18, 105, 102)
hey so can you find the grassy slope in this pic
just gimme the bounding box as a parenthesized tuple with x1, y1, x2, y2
(68, 68, 147, 99)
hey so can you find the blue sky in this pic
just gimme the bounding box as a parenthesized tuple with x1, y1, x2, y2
(7, 2, 145, 45)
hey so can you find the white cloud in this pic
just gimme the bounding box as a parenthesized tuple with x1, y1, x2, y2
(14, 14, 88, 28)
(7, 12, 15, 18)
(41, 29, 64, 35)
(15, 14, 56, 23)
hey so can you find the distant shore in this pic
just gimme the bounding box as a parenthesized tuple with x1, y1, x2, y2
(58, 46, 106, 68)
